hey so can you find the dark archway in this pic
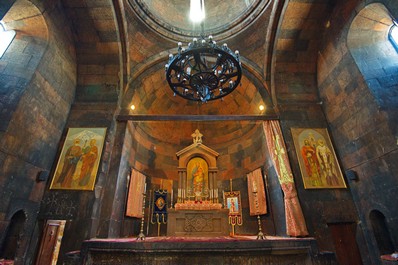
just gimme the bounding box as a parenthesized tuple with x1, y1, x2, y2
(369, 210, 395, 255)
(0, 210, 27, 260)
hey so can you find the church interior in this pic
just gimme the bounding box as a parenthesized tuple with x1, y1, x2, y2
(0, 0, 397, 264)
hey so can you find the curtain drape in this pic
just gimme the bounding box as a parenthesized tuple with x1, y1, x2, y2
(263, 121, 308, 237)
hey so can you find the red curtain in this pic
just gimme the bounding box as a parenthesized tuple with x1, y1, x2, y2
(263, 121, 308, 237)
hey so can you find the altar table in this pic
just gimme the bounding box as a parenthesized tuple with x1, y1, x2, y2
(167, 209, 229, 237)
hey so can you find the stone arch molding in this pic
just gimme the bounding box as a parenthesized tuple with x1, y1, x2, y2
(1, 0, 49, 130)
(347, 3, 398, 109)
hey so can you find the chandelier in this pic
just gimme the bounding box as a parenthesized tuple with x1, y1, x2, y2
(165, 36, 242, 102)
(165, 0, 242, 103)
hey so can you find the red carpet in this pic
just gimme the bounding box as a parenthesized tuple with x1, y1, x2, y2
(85, 235, 313, 243)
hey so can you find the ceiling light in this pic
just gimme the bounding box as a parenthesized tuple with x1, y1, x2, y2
(259, 105, 265, 111)
(165, 36, 242, 102)
(165, 0, 242, 102)
(189, 0, 205, 23)
(130, 104, 136, 110)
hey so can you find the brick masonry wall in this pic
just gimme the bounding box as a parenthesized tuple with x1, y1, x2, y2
(0, 1, 76, 263)
(268, 0, 360, 256)
(317, 0, 398, 264)
(124, 122, 276, 236)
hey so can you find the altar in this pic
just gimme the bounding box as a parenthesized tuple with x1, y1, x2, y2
(165, 130, 231, 237)
(167, 208, 229, 237)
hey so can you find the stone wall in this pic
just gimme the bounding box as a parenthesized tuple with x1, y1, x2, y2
(270, 0, 360, 257)
(317, 0, 398, 264)
(113, 121, 285, 237)
(0, 0, 76, 263)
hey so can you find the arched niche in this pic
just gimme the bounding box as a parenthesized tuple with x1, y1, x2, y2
(369, 210, 395, 255)
(347, 3, 398, 110)
(176, 130, 219, 203)
(0, 210, 26, 261)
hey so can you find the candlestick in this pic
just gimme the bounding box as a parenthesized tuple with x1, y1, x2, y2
(170, 188, 173, 208)
(137, 192, 146, 240)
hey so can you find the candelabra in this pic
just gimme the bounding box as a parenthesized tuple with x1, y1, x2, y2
(137, 193, 146, 240)
(253, 188, 265, 240)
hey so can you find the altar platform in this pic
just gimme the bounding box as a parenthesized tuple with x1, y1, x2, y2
(77, 235, 337, 265)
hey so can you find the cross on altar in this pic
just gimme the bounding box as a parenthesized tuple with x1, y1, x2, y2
(191, 129, 203, 144)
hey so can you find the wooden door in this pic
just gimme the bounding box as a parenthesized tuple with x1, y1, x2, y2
(328, 222, 363, 265)
(35, 220, 66, 265)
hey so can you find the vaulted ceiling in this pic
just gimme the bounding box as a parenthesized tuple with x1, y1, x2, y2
(57, 0, 332, 110)
(2, 0, 334, 144)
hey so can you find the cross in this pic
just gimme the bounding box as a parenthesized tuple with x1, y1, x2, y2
(191, 129, 203, 144)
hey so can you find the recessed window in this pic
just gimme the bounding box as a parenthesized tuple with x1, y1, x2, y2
(388, 22, 398, 51)
(0, 21, 16, 58)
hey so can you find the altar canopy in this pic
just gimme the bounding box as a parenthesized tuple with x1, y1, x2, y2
(176, 129, 220, 205)
(263, 121, 308, 237)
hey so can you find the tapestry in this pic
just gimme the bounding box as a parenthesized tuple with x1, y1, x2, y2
(223, 191, 243, 226)
(247, 168, 267, 216)
(126, 168, 146, 218)
(160, 179, 174, 205)
(152, 190, 168, 223)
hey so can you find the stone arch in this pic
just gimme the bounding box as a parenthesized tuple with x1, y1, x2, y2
(347, 3, 398, 110)
(0, 210, 27, 261)
(369, 209, 395, 255)
(0, 0, 49, 131)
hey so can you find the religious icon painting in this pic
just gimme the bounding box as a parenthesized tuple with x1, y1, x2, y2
(186, 157, 209, 200)
(49, 127, 107, 191)
(291, 128, 347, 189)
(224, 191, 243, 225)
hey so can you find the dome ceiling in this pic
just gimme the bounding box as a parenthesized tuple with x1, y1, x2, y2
(56, 0, 330, 145)
(122, 0, 276, 145)
(128, 0, 271, 41)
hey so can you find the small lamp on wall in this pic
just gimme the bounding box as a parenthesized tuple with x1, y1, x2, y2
(36, 170, 49, 182)
(345, 170, 358, 181)
(0, 21, 16, 58)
